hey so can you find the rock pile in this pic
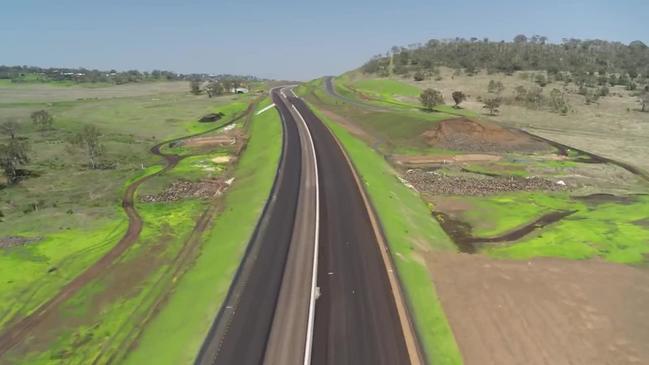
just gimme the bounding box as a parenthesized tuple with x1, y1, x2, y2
(404, 169, 567, 196)
(0, 236, 41, 249)
(140, 179, 226, 202)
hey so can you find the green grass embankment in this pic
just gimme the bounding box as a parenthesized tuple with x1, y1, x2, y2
(123, 97, 282, 365)
(306, 102, 462, 365)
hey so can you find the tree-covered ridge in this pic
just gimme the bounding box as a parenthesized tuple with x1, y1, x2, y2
(0, 65, 261, 85)
(363, 36, 649, 79)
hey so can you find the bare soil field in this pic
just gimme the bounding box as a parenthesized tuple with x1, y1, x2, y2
(426, 252, 649, 365)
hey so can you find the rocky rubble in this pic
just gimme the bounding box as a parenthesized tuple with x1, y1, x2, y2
(140, 179, 226, 202)
(0, 236, 41, 249)
(404, 169, 567, 196)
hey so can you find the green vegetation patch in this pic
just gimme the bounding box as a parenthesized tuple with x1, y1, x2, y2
(307, 103, 462, 365)
(0, 218, 127, 330)
(123, 97, 282, 365)
(14, 199, 208, 365)
(457, 192, 649, 264)
(353, 78, 421, 98)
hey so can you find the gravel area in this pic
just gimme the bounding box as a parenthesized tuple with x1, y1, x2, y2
(404, 169, 567, 196)
(140, 179, 226, 202)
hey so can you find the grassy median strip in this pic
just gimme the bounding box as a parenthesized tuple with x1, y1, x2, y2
(123, 97, 282, 365)
(305, 102, 462, 365)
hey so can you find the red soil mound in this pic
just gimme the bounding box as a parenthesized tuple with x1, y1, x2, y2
(422, 118, 550, 153)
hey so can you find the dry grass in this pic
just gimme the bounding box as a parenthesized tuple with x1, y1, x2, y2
(393, 68, 649, 171)
(0, 81, 191, 104)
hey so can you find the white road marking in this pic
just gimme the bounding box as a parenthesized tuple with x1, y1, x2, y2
(290, 101, 320, 365)
(255, 103, 276, 116)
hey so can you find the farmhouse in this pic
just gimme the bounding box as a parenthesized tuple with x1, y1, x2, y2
(230, 87, 249, 94)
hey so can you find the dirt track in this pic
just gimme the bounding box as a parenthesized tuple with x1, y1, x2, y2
(427, 252, 649, 365)
(0, 107, 252, 357)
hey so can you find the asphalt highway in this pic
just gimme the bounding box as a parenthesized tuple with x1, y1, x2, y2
(195, 88, 303, 365)
(264, 90, 319, 365)
(290, 96, 411, 365)
(196, 88, 412, 365)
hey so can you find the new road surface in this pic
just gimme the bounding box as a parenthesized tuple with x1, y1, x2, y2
(196, 87, 415, 364)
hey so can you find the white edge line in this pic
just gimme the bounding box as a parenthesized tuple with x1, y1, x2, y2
(291, 102, 319, 365)
(255, 103, 276, 116)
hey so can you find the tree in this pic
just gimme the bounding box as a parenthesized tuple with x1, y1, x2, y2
(483, 97, 501, 115)
(639, 90, 649, 112)
(585, 89, 600, 105)
(206, 81, 225, 97)
(419, 88, 444, 110)
(598, 86, 610, 97)
(30, 110, 53, 131)
(549, 88, 569, 115)
(513, 34, 528, 44)
(451, 91, 466, 108)
(0, 120, 19, 140)
(514, 86, 527, 101)
(487, 80, 504, 94)
(526, 86, 544, 108)
(190, 80, 201, 95)
(0, 139, 30, 185)
(70, 125, 104, 169)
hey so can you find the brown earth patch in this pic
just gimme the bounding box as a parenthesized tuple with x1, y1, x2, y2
(426, 252, 649, 365)
(404, 169, 566, 196)
(422, 118, 551, 153)
(319, 108, 377, 146)
(140, 179, 227, 203)
(392, 153, 501, 167)
(429, 196, 474, 215)
(182, 135, 236, 147)
(573, 193, 637, 206)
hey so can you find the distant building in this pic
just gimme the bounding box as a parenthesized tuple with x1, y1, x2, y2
(230, 87, 249, 94)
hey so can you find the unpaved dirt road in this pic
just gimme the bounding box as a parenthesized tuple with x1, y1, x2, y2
(427, 252, 649, 365)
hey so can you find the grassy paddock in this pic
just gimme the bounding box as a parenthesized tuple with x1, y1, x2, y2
(123, 97, 282, 365)
(13, 199, 208, 364)
(306, 102, 462, 364)
(0, 81, 258, 363)
(461, 193, 649, 264)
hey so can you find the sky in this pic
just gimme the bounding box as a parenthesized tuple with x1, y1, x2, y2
(2, 0, 648, 80)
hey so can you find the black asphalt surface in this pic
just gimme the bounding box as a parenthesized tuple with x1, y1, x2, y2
(291, 97, 410, 365)
(197, 88, 410, 365)
(195, 89, 302, 365)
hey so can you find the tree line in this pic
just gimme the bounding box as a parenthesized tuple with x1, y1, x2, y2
(0, 65, 262, 86)
(362, 36, 649, 86)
